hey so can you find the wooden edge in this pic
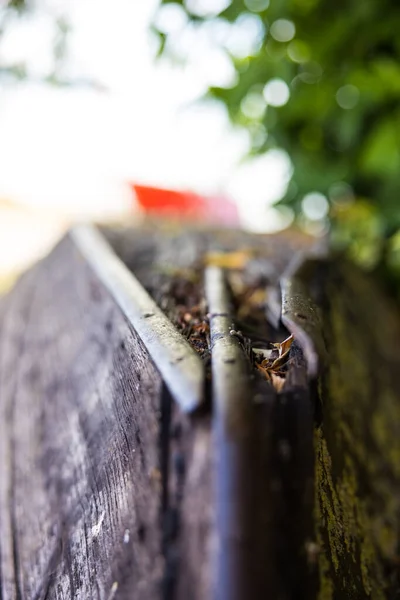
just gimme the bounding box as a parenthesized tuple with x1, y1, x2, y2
(70, 223, 205, 413)
(280, 253, 327, 378)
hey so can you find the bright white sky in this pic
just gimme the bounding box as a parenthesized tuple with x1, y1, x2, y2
(0, 0, 291, 274)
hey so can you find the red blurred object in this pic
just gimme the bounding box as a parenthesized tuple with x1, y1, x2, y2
(130, 184, 239, 226)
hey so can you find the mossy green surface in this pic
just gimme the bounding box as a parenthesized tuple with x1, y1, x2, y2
(315, 263, 400, 599)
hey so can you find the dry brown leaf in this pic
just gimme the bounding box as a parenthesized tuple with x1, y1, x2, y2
(256, 363, 271, 380)
(256, 362, 286, 392)
(272, 334, 294, 357)
(205, 250, 253, 270)
(270, 372, 286, 393)
(280, 334, 294, 355)
(269, 348, 292, 370)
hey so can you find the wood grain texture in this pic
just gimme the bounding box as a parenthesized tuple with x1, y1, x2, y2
(166, 406, 214, 600)
(314, 261, 400, 600)
(0, 236, 165, 600)
(7, 225, 398, 600)
(0, 225, 319, 600)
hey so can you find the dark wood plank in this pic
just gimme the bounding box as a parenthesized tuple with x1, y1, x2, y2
(312, 261, 400, 600)
(0, 236, 164, 599)
(3, 224, 399, 600)
(166, 406, 213, 600)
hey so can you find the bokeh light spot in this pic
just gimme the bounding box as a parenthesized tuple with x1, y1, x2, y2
(270, 19, 295, 43)
(263, 78, 290, 107)
(244, 0, 270, 12)
(184, 0, 231, 18)
(240, 91, 266, 119)
(302, 192, 329, 221)
(287, 39, 310, 63)
(153, 3, 188, 35)
(299, 61, 323, 84)
(225, 13, 265, 59)
(336, 84, 359, 109)
(329, 181, 354, 205)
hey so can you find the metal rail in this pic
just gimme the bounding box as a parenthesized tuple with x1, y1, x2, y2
(70, 223, 204, 413)
(205, 266, 271, 600)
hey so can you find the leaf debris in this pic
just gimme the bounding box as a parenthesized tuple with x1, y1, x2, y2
(204, 250, 254, 270)
(254, 334, 294, 392)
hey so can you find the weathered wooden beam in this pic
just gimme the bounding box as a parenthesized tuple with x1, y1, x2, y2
(314, 260, 400, 600)
(1, 224, 399, 600)
(0, 235, 165, 599)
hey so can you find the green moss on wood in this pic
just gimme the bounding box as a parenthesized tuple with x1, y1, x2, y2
(314, 262, 400, 599)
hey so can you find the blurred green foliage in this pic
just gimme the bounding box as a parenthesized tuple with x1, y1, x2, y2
(1, 0, 399, 287)
(0, 0, 71, 84)
(154, 0, 400, 287)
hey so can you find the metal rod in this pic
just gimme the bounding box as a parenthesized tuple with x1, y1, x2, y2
(205, 266, 271, 600)
(70, 223, 204, 413)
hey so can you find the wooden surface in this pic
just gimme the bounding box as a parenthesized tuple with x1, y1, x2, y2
(0, 235, 165, 599)
(1, 224, 399, 600)
(103, 224, 318, 599)
(314, 260, 400, 600)
(0, 232, 218, 600)
(0, 226, 316, 600)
